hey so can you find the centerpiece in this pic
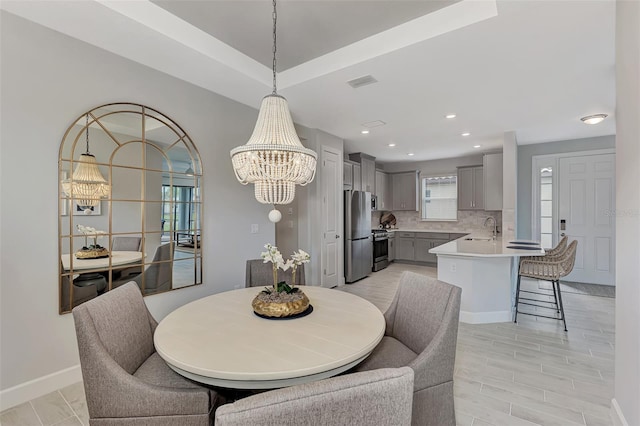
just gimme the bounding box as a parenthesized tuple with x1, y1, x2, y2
(75, 225, 109, 259)
(252, 244, 312, 318)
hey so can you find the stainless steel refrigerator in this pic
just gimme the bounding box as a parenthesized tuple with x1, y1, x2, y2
(345, 190, 373, 283)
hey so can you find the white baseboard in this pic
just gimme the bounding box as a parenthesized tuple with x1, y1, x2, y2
(0, 365, 82, 411)
(460, 310, 512, 324)
(611, 398, 629, 426)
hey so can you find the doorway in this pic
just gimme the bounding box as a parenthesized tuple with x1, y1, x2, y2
(321, 147, 341, 288)
(532, 150, 615, 285)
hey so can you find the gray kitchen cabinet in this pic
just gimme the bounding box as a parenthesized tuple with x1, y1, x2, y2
(396, 234, 415, 260)
(352, 163, 362, 191)
(343, 162, 353, 189)
(349, 153, 375, 194)
(458, 166, 484, 210)
(483, 153, 503, 211)
(416, 233, 449, 263)
(375, 170, 391, 210)
(414, 238, 432, 262)
(392, 171, 419, 211)
(388, 233, 396, 262)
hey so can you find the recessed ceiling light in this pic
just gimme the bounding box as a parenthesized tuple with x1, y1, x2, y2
(361, 130, 370, 134)
(580, 114, 608, 125)
(445, 114, 457, 119)
(461, 132, 471, 137)
(407, 153, 414, 156)
(473, 145, 481, 148)
(388, 143, 396, 147)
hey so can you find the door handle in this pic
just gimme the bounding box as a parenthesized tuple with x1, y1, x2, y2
(335, 235, 340, 239)
(561, 233, 566, 237)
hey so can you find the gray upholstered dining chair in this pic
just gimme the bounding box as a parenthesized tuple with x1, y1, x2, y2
(132, 243, 173, 294)
(353, 271, 461, 426)
(72, 282, 224, 425)
(110, 236, 143, 281)
(111, 236, 142, 251)
(245, 259, 306, 287)
(215, 367, 414, 426)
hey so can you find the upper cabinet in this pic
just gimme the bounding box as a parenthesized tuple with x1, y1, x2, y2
(483, 153, 503, 211)
(352, 163, 362, 191)
(343, 161, 353, 189)
(458, 166, 484, 210)
(392, 171, 419, 211)
(349, 153, 375, 194)
(375, 170, 391, 210)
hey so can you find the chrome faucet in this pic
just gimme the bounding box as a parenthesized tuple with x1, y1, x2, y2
(483, 216, 498, 240)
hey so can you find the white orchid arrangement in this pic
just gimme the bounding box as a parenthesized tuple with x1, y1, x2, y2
(289, 249, 310, 288)
(260, 244, 310, 292)
(77, 224, 107, 248)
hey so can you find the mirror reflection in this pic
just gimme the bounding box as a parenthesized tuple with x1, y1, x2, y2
(58, 103, 202, 314)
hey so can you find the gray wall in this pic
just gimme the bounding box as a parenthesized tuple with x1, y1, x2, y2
(0, 11, 275, 399)
(614, 1, 640, 424)
(516, 135, 615, 239)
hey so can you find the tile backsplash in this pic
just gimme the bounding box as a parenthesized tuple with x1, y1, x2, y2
(373, 210, 502, 233)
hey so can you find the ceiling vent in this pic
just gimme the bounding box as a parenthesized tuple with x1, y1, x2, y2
(361, 120, 386, 128)
(347, 75, 378, 89)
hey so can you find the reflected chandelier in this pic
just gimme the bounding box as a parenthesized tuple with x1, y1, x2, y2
(62, 114, 110, 208)
(230, 0, 317, 210)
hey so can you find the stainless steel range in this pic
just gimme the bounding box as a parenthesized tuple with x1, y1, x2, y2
(372, 229, 389, 272)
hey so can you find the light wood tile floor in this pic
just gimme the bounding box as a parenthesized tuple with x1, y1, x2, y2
(2, 262, 615, 426)
(339, 263, 616, 426)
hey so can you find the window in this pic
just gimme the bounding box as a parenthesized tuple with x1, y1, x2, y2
(421, 175, 457, 220)
(539, 167, 553, 248)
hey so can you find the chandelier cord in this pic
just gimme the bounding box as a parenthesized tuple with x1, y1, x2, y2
(85, 113, 90, 154)
(272, 0, 277, 94)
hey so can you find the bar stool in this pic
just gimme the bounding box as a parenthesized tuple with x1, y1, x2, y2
(514, 240, 577, 331)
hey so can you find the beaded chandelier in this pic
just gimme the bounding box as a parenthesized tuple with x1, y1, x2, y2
(230, 0, 317, 209)
(62, 114, 110, 208)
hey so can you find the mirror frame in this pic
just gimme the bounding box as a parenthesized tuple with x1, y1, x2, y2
(58, 103, 203, 314)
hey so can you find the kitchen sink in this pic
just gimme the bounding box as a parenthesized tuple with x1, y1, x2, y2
(464, 237, 493, 241)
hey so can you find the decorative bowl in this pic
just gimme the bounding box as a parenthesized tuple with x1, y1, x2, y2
(252, 289, 310, 318)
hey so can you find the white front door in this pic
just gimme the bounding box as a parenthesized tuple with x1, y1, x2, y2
(559, 154, 615, 285)
(321, 148, 340, 288)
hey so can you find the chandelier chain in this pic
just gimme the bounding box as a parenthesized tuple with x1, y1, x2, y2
(272, 0, 277, 94)
(85, 113, 90, 154)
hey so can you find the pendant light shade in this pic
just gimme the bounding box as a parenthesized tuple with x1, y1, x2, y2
(62, 115, 111, 207)
(230, 0, 316, 206)
(231, 95, 317, 204)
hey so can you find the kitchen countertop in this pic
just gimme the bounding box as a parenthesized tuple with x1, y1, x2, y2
(429, 235, 545, 257)
(385, 228, 473, 234)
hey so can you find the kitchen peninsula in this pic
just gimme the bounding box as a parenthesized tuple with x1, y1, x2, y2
(430, 236, 544, 324)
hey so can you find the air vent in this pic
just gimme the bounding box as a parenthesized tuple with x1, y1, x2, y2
(347, 75, 378, 89)
(361, 120, 386, 128)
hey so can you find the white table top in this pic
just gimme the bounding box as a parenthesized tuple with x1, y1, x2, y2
(154, 286, 386, 389)
(430, 236, 545, 258)
(61, 251, 143, 271)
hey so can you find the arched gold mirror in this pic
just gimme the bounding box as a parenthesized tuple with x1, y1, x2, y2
(58, 103, 203, 314)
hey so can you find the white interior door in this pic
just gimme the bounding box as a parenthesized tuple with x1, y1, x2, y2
(321, 148, 340, 288)
(559, 154, 615, 285)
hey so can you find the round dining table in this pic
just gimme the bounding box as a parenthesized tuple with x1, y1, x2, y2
(61, 251, 144, 271)
(154, 286, 385, 389)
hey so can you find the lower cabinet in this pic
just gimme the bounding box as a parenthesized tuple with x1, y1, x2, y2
(396, 237, 415, 261)
(414, 239, 432, 263)
(388, 236, 396, 262)
(393, 232, 465, 264)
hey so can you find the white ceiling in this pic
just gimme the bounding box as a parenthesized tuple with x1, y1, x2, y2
(2, 0, 616, 164)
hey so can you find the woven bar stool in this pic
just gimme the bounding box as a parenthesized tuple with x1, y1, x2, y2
(514, 240, 577, 331)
